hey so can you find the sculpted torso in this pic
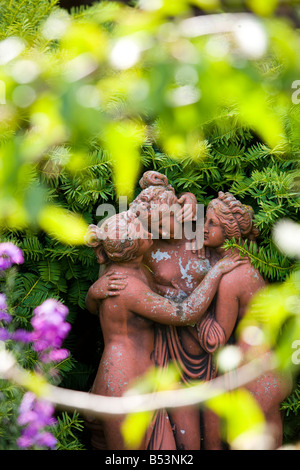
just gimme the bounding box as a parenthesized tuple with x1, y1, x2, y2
(144, 238, 211, 295)
(143, 238, 219, 356)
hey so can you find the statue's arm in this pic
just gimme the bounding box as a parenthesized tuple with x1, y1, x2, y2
(126, 262, 235, 326)
(125, 256, 245, 325)
(213, 274, 239, 342)
(85, 285, 100, 315)
(85, 272, 129, 314)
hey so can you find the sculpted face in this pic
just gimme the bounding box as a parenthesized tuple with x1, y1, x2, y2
(203, 207, 226, 248)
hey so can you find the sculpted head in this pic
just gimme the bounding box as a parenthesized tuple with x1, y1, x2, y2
(85, 211, 153, 264)
(129, 171, 182, 239)
(204, 191, 259, 249)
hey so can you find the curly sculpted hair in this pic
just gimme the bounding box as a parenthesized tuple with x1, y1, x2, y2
(207, 191, 259, 241)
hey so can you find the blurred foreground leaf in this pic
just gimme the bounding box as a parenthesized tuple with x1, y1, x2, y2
(120, 363, 181, 448)
(124, 363, 181, 396)
(38, 204, 88, 245)
(206, 388, 265, 448)
(103, 120, 146, 200)
(238, 270, 300, 371)
(121, 411, 153, 449)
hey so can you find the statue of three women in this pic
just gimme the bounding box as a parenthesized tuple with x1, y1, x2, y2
(84, 170, 291, 451)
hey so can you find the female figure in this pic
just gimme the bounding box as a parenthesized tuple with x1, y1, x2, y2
(200, 191, 291, 448)
(85, 209, 243, 450)
(95, 171, 222, 449)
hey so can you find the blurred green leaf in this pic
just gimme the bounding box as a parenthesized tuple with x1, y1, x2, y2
(192, 0, 221, 11)
(238, 270, 300, 372)
(121, 411, 153, 449)
(206, 388, 265, 447)
(103, 120, 145, 200)
(38, 204, 88, 245)
(247, 0, 279, 17)
(239, 272, 299, 340)
(125, 363, 181, 395)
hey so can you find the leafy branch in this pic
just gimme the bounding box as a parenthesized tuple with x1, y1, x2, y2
(223, 238, 295, 281)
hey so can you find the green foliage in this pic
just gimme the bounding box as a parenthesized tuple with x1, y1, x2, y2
(281, 379, 300, 444)
(223, 238, 293, 281)
(0, 151, 109, 385)
(281, 382, 300, 417)
(0, 380, 23, 450)
(0, 0, 60, 43)
(53, 411, 86, 450)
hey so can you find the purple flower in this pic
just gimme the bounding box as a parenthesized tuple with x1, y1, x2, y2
(0, 293, 12, 323)
(0, 242, 24, 270)
(17, 392, 57, 449)
(31, 299, 71, 362)
(41, 348, 69, 363)
(0, 327, 10, 341)
(0, 311, 12, 323)
(17, 433, 34, 448)
(35, 431, 57, 449)
(0, 327, 32, 343)
(11, 329, 33, 342)
(18, 392, 36, 422)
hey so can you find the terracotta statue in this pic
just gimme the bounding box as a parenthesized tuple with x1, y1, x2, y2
(93, 173, 291, 450)
(90, 171, 220, 449)
(199, 191, 292, 448)
(87, 171, 226, 450)
(84, 208, 244, 450)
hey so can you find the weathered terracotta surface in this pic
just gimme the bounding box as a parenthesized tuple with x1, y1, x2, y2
(85, 172, 290, 450)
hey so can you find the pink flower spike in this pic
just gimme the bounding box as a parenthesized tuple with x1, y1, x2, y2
(48, 348, 69, 362)
(0, 242, 24, 270)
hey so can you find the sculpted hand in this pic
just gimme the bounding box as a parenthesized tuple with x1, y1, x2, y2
(97, 272, 128, 298)
(177, 193, 197, 223)
(212, 253, 247, 275)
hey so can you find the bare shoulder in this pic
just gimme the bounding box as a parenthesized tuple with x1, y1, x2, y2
(219, 261, 265, 291)
(86, 268, 118, 299)
(86, 278, 105, 300)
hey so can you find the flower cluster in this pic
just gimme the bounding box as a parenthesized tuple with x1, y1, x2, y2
(0, 242, 27, 341)
(0, 242, 71, 364)
(31, 299, 71, 363)
(0, 242, 72, 450)
(17, 392, 57, 449)
(0, 242, 24, 270)
(0, 293, 11, 323)
(0, 293, 32, 343)
(16, 298, 71, 449)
